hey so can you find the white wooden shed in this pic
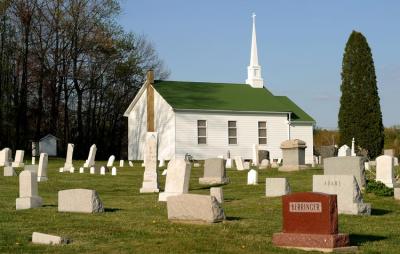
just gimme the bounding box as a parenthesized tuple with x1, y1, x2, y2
(39, 134, 58, 156)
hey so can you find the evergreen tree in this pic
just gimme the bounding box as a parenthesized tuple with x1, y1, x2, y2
(338, 31, 384, 159)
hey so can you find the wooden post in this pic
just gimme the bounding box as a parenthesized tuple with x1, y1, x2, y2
(146, 70, 155, 132)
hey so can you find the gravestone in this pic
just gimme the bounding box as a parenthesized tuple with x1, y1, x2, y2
(395, 188, 400, 200)
(83, 144, 97, 168)
(199, 158, 229, 185)
(140, 132, 159, 193)
(106, 155, 115, 168)
(162, 169, 167, 176)
(3, 166, 16, 176)
(247, 169, 258, 185)
(243, 161, 250, 169)
(193, 162, 200, 167)
(337, 145, 350, 157)
(159, 159, 166, 167)
(323, 157, 366, 188)
(59, 167, 64, 173)
(266, 178, 291, 197)
(210, 187, 223, 204)
(0, 148, 12, 166)
(384, 149, 394, 157)
(351, 138, 356, 156)
(159, 159, 191, 201)
(70, 167, 75, 173)
(32, 157, 36, 165)
(167, 194, 225, 223)
(32, 232, 68, 245)
(100, 166, 106, 175)
(376, 155, 395, 188)
(313, 175, 371, 215)
(394, 157, 399, 166)
(252, 144, 259, 166)
(259, 159, 270, 169)
(119, 160, 124, 167)
(129, 161, 133, 167)
(225, 158, 233, 169)
(37, 153, 48, 182)
(58, 189, 104, 213)
(272, 192, 354, 252)
(315, 145, 336, 164)
(279, 139, 307, 171)
(12, 150, 25, 168)
(79, 167, 84, 173)
(111, 167, 117, 176)
(16, 171, 42, 210)
(258, 150, 269, 164)
(90, 167, 95, 174)
(234, 156, 244, 170)
(63, 144, 74, 171)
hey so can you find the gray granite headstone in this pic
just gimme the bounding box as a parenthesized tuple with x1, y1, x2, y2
(313, 174, 371, 215)
(199, 158, 229, 185)
(323, 156, 366, 188)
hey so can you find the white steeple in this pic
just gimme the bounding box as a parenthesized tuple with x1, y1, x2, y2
(246, 13, 264, 88)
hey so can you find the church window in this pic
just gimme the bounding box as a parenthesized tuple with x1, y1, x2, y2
(228, 121, 237, 144)
(258, 121, 267, 144)
(197, 120, 207, 144)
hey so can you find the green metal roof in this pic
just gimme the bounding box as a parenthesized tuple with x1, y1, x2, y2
(153, 80, 315, 122)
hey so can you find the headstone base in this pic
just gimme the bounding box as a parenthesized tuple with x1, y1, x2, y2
(140, 181, 159, 193)
(272, 232, 350, 249)
(12, 162, 25, 168)
(3, 166, 16, 176)
(16, 196, 42, 210)
(278, 165, 308, 172)
(25, 165, 38, 173)
(37, 176, 48, 182)
(395, 188, 400, 200)
(158, 192, 181, 202)
(167, 194, 225, 223)
(32, 232, 68, 245)
(199, 177, 229, 185)
(341, 203, 371, 215)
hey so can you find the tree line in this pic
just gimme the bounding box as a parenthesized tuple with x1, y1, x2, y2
(0, 0, 169, 159)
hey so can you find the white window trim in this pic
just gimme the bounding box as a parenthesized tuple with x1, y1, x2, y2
(258, 121, 267, 145)
(197, 120, 207, 145)
(228, 121, 238, 145)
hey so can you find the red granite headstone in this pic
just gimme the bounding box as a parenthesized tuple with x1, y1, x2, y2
(273, 192, 352, 250)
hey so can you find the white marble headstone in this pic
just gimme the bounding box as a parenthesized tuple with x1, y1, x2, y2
(338, 145, 350, 157)
(234, 156, 244, 171)
(119, 160, 124, 167)
(159, 158, 191, 201)
(16, 170, 42, 210)
(63, 143, 74, 171)
(140, 132, 159, 193)
(376, 155, 395, 188)
(111, 167, 117, 176)
(247, 169, 258, 185)
(12, 150, 25, 167)
(106, 155, 115, 167)
(83, 144, 97, 168)
(37, 153, 48, 182)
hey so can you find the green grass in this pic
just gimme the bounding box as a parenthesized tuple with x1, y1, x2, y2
(1, 159, 400, 253)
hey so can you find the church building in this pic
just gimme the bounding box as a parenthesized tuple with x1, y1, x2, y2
(124, 14, 315, 163)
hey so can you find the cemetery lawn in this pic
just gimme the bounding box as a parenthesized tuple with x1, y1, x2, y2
(1, 159, 400, 254)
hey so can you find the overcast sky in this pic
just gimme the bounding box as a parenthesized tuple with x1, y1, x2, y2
(118, 1, 400, 129)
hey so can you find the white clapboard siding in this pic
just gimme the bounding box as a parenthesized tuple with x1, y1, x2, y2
(154, 89, 175, 160)
(175, 111, 289, 160)
(290, 123, 314, 164)
(128, 89, 147, 161)
(127, 88, 175, 160)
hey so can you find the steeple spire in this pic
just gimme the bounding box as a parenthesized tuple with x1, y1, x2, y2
(246, 13, 264, 88)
